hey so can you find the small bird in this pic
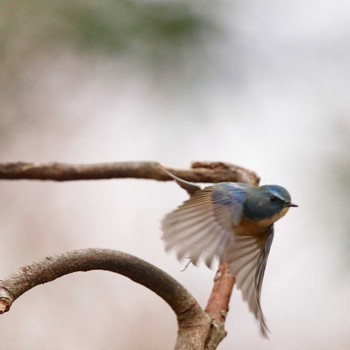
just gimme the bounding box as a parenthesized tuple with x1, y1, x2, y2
(161, 169, 297, 337)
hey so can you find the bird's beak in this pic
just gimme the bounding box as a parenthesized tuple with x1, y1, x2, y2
(285, 202, 298, 208)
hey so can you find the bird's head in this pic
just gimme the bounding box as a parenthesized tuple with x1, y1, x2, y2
(244, 185, 298, 222)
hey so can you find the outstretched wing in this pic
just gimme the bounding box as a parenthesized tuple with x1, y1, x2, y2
(224, 228, 274, 338)
(162, 183, 248, 268)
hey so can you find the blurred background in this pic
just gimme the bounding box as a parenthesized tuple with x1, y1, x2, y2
(0, 1, 349, 349)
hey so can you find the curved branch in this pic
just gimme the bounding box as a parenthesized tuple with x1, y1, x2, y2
(0, 248, 214, 349)
(0, 161, 259, 185)
(0, 248, 195, 316)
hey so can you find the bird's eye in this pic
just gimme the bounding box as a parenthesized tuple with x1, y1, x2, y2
(269, 195, 279, 202)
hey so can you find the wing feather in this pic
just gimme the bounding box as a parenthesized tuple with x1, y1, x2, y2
(224, 230, 274, 337)
(162, 187, 236, 268)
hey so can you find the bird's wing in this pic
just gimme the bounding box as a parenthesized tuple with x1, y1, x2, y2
(224, 228, 274, 338)
(162, 183, 247, 268)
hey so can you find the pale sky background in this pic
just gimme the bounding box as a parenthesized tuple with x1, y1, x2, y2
(0, 1, 350, 349)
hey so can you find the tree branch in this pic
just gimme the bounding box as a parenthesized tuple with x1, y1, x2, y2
(0, 161, 260, 185)
(203, 263, 236, 349)
(0, 248, 195, 315)
(0, 248, 214, 349)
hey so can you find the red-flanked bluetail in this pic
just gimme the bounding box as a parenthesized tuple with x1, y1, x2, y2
(161, 169, 297, 338)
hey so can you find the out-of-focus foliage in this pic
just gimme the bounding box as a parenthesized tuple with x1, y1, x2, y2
(0, 0, 214, 65)
(0, 0, 217, 135)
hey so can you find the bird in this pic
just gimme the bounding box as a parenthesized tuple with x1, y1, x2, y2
(161, 168, 297, 337)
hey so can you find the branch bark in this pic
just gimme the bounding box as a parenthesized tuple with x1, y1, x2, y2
(0, 249, 213, 349)
(203, 263, 236, 349)
(0, 161, 259, 185)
